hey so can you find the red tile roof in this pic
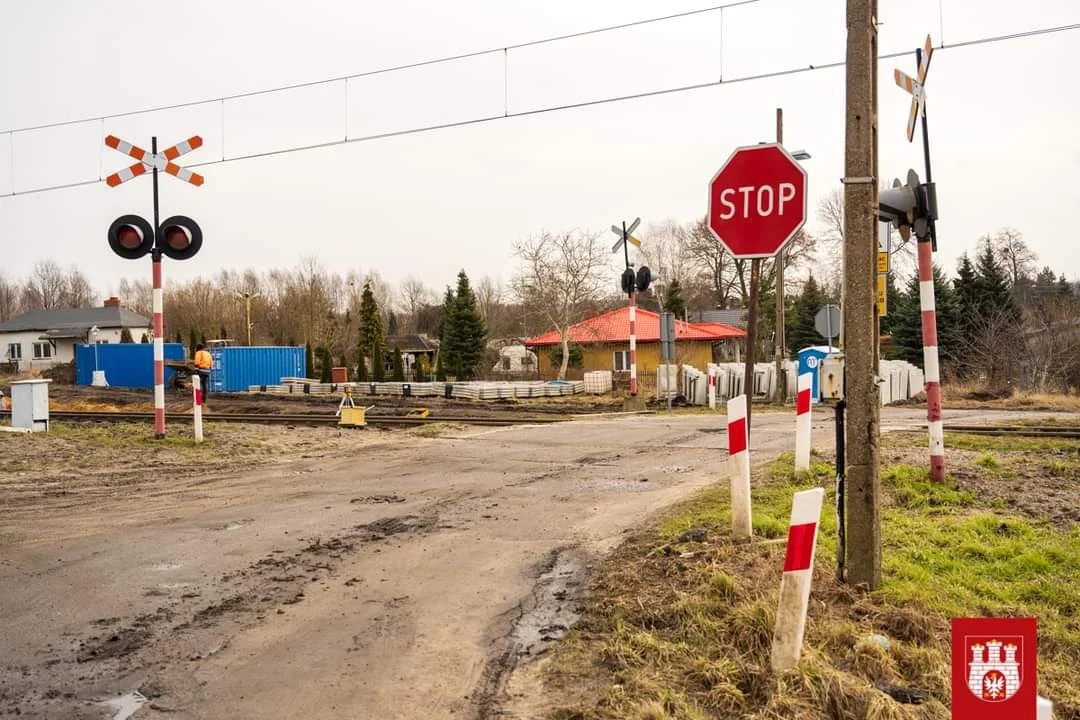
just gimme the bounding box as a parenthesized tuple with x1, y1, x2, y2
(524, 306, 745, 347)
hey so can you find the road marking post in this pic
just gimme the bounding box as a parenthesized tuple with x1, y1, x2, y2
(192, 374, 204, 443)
(794, 372, 812, 474)
(727, 394, 752, 540)
(771, 486, 825, 672)
(708, 365, 717, 409)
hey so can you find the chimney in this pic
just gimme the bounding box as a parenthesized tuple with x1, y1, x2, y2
(103, 297, 121, 308)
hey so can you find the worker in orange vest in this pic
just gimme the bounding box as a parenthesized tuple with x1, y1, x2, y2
(193, 344, 213, 401)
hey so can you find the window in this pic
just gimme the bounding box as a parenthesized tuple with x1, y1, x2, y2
(32, 342, 52, 360)
(613, 351, 630, 372)
(6, 343, 21, 360)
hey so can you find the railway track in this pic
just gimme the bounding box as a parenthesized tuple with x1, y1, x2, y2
(6, 410, 570, 428)
(944, 424, 1080, 439)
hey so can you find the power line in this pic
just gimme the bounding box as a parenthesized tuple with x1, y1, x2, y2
(3, 20, 1078, 199)
(1, 0, 757, 136)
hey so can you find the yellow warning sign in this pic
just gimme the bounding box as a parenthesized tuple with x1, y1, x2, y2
(877, 274, 888, 316)
(878, 251, 890, 274)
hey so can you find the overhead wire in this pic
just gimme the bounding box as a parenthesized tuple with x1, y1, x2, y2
(0, 0, 757, 137)
(2, 19, 1078, 199)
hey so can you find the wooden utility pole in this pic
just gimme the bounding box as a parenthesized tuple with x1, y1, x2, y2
(774, 108, 787, 404)
(842, 0, 882, 589)
(743, 259, 760, 431)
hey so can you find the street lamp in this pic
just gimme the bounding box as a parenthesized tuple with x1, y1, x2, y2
(236, 292, 261, 346)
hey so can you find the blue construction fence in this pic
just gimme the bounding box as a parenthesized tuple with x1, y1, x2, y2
(75, 343, 185, 388)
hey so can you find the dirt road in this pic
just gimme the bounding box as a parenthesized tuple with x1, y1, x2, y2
(0, 407, 1046, 719)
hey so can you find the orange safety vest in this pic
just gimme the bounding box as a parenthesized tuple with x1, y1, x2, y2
(194, 349, 213, 370)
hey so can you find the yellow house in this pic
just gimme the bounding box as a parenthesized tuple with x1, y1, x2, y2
(524, 306, 744, 377)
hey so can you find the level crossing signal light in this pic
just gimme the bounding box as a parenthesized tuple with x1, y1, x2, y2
(620, 266, 654, 296)
(878, 169, 937, 243)
(108, 214, 203, 260)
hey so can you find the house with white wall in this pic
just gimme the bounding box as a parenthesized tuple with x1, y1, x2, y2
(0, 297, 151, 372)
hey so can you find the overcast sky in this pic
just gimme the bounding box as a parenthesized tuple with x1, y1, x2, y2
(1, 0, 1077, 300)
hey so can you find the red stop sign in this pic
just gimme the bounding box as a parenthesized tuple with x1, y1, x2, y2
(708, 144, 808, 259)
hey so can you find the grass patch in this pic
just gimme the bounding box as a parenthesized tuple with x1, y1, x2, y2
(540, 439, 1080, 719)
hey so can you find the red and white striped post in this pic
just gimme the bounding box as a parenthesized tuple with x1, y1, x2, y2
(152, 255, 165, 438)
(629, 292, 638, 396)
(917, 240, 945, 482)
(771, 486, 825, 672)
(794, 372, 812, 474)
(707, 365, 717, 409)
(192, 373, 204, 443)
(727, 394, 752, 540)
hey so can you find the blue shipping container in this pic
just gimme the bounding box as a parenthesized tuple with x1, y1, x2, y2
(208, 346, 306, 393)
(75, 343, 186, 388)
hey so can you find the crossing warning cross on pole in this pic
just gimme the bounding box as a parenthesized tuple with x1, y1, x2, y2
(105, 135, 205, 187)
(895, 35, 933, 143)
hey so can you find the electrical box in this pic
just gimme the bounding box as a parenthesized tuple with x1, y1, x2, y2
(820, 354, 845, 402)
(10, 379, 51, 432)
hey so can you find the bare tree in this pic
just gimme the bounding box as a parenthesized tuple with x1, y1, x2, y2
(983, 227, 1037, 289)
(64, 268, 97, 308)
(398, 276, 433, 332)
(21, 260, 70, 310)
(955, 305, 1024, 393)
(638, 219, 692, 309)
(0, 272, 20, 321)
(513, 230, 608, 379)
(475, 276, 507, 337)
(682, 216, 740, 308)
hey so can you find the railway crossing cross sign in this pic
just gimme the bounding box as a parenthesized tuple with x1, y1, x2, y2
(895, 35, 933, 143)
(105, 134, 205, 187)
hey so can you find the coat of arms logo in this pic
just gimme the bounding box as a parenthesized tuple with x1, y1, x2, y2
(964, 637, 1023, 701)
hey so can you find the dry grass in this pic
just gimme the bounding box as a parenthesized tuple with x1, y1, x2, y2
(538, 442, 1080, 719)
(939, 381, 1080, 411)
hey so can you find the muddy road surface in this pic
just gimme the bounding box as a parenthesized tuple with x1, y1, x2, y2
(0, 408, 1044, 719)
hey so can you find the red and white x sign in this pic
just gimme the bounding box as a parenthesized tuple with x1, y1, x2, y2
(104, 135, 205, 187)
(895, 35, 933, 143)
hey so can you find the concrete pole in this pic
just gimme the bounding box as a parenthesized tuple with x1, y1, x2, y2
(774, 108, 787, 404)
(842, 0, 882, 589)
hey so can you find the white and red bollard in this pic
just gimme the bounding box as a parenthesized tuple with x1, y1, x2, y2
(771, 486, 825, 672)
(794, 372, 812, 474)
(707, 364, 717, 409)
(917, 239, 945, 481)
(727, 394, 752, 540)
(192, 374, 204, 443)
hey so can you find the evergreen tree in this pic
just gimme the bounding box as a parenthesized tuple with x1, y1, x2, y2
(391, 345, 405, 381)
(199, 332, 208, 347)
(188, 330, 197, 357)
(415, 354, 429, 382)
(444, 270, 487, 379)
(435, 350, 446, 381)
(358, 281, 385, 382)
(387, 311, 399, 336)
(174, 331, 183, 344)
(786, 275, 828, 356)
(305, 341, 315, 379)
(219, 326, 228, 340)
(664, 278, 687, 320)
(140, 333, 150, 344)
(888, 263, 959, 367)
(318, 346, 332, 383)
(372, 339, 386, 381)
(974, 243, 1020, 322)
(119, 327, 134, 343)
(357, 351, 368, 382)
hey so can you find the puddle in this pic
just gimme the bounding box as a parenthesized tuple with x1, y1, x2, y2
(510, 550, 585, 657)
(149, 562, 182, 571)
(100, 691, 147, 720)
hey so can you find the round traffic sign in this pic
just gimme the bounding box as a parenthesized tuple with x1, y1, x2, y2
(707, 144, 808, 259)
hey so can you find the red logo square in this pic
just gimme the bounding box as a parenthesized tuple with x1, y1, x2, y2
(951, 617, 1037, 719)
